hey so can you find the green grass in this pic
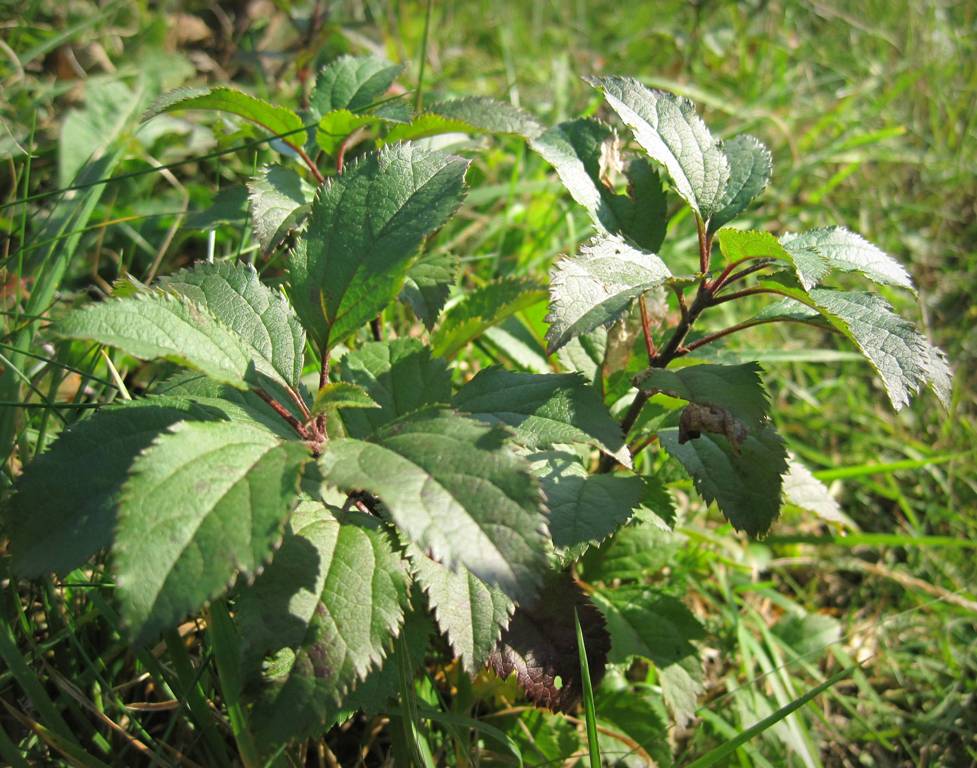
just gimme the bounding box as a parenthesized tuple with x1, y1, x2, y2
(1, 0, 975, 765)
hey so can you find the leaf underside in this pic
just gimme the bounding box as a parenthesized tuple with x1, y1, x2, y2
(546, 234, 671, 354)
(488, 571, 610, 712)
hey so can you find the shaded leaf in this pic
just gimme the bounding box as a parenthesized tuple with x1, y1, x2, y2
(399, 250, 459, 328)
(115, 421, 309, 642)
(708, 134, 772, 234)
(247, 165, 315, 251)
(432, 277, 547, 358)
(635, 362, 770, 429)
(454, 368, 630, 466)
(317, 409, 549, 603)
(337, 338, 452, 438)
(238, 503, 410, 745)
(289, 143, 468, 350)
(8, 398, 226, 577)
(581, 516, 681, 584)
(528, 451, 644, 555)
(596, 686, 673, 768)
(488, 571, 610, 712)
(659, 423, 787, 536)
(183, 186, 249, 229)
(546, 234, 671, 354)
(586, 76, 729, 220)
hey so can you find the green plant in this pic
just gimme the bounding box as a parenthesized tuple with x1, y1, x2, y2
(4, 56, 952, 763)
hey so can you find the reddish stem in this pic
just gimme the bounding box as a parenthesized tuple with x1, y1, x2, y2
(296, 146, 325, 184)
(680, 316, 837, 356)
(255, 389, 313, 440)
(638, 294, 656, 364)
(710, 256, 777, 293)
(697, 217, 711, 274)
(709, 286, 795, 306)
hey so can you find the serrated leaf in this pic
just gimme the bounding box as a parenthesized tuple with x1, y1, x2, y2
(546, 234, 671, 354)
(289, 143, 468, 351)
(635, 362, 770, 429)
(399, 250, 459, 328)
(581, 518, 681, 584)
(556, 327, 608, 382)
(317, 409, 549, 603)
(782, 457, 848, 526)
(311, 382, 379, 415)
(337, 338, 452, 438)
(659, 655, 705, 728)
(592, 586, 704, 668)
(54, 292, 265, 390)
(407, 545, 513, 673)
(310, 55, 404, 116)
(765, 285, 951, 410)
(659, 423, 787, 536)
(159, 261, 306, 389)
(708, 134, 772, 234)
(431, 277, 547, 358)
(238, 503, 410, 745)
(592, 586, 705, 727)
(586, 76, 729, 220)
(595, 686, 673, 768)
(779, 227, 913, 291)
(528, 451, 644, 555)
(247, 165, 315, 251)
(454, 368, 630, 466)
(115, 421, 309, 643)
(315, 109, 386, 156)
(143, 86, 304, 150)
(7, 398, 229, 577)
(488, 571, 609, 712)
(386, 96, 543, 143)
(530, 118, 667, 251)
(151, 371, 300, 438)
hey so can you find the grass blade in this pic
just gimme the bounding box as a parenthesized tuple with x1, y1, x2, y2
(685, 666, 853, 768)
(574, 607, 600, 768)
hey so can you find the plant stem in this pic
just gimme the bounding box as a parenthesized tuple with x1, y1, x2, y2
(715, 259, 779, 290)
(315, 355, 330, 440)
(296, 146, 325, 184)
(638, 294, 656, 364)
(254, 389, 312, 440)
(710, 256, 777, 292)
(697, 216, 711, 273)
(709, 286, 795, 306)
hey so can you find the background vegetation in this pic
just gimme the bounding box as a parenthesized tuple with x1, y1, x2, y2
(1, 0, 974, 765)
